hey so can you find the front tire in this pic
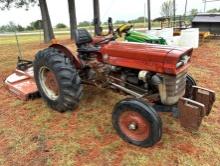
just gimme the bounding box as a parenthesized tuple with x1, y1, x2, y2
(34, 48, 82, 112)
(184, 74, 197, 98)
(112, 98, 162, 147)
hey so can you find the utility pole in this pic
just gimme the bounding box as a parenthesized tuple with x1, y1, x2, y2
(173, 0, 176, 28)
(144, 3, 146, 28)
(93, 0, 101, 36)
(203, 0, 220, 12)
(147, 0, 151, 30)
(184, 0, 188, 16)
(204, 0, 207, 12)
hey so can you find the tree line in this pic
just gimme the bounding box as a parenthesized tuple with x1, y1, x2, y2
(0, 21, 68, 33)
(0, 16, 150, 33)
(160, 0, 220, 18)
(77, 16, 148, 27)
(1, 0, 219, 42)
(0, 0, 78, 42)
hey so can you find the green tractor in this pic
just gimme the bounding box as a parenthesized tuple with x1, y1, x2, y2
(115, 24, 167, 45)
(99, 18, 167, 45)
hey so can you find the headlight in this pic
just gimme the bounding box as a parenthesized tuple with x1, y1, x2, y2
(103, 54, 109, 62)
(176, 55, 190, 68)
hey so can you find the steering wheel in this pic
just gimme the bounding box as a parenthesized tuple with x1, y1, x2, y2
(95, 36, 116, 45)
(116, 24, 133, 37)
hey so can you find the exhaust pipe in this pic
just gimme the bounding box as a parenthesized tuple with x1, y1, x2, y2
(109, 82, 143, 98)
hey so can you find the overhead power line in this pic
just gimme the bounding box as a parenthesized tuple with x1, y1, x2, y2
(203, 0, 220, 2)
(203, 0, 220, 12)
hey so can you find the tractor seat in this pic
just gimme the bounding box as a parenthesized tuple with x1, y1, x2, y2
(74, 29, 100, 54)
(77, 44, 100, 54)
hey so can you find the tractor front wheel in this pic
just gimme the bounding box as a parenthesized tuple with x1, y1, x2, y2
(184, 74, 197, 98)
(34, 48, 82, 112)
(112, 98, 162, 147)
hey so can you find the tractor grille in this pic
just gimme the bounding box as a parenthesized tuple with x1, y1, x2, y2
(164, 71, 186, 97)
(159, 71, 187, 105)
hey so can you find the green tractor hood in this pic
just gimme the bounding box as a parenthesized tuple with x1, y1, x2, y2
(125, 30, 167, 45)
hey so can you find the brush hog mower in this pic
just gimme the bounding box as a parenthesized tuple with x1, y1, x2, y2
(5, 66, 38, 100)
(6, 29, 215, 148)
(5, 31, 39, 100)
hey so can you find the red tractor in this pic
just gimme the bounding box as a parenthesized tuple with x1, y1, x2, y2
(33, 29, 215, 147)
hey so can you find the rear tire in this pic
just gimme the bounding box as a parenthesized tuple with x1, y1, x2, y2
(112, 98, 162, 147)
(34, 48, 82, 112)
(184, 74, 197, 98)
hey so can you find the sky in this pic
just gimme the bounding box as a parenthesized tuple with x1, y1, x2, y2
(0, 0, 220, 27)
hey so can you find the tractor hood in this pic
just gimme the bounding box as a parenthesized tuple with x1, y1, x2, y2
(100, 42, 193, 75)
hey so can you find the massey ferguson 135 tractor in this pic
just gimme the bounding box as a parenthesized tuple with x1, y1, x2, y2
(8, 29, 214, 148)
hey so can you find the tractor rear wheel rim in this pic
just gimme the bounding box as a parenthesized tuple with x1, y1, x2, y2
(185, 77, 194, 98)
(119, 110, 150, 142)
(39, 67, 59, 100)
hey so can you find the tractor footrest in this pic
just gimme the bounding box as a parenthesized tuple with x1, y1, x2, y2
(178, 86, 215, 131)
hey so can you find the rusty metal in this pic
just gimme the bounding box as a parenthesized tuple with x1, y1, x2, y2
(49, 44, 82, 69)
(5, 68, 38, 100)
(192, 86, 216, 116)
(178, 97, 205, 131)
(178, 86, 215, 130)
(119, 110, 151, 141)
(44, 70, 59, 96)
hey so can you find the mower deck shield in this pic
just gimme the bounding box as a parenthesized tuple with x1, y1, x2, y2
(5, 67, 38, 100)
(178, 87, 216, 130)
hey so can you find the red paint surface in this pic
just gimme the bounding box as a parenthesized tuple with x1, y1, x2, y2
(4, 68, 38, 100)
(101, 42, 193, 75)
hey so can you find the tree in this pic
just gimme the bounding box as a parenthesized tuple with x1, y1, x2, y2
(56, 23, 67, 29)
(161, 0, 174, 17)
(115, 20, 126, 25)
(128, 17, 148, 24)
(17, 24, 25, 31)
(30, 20, 42, 30)
(190, 9, 198, 16)
(26, 26, 34, 31)
(0, 0, 54, 43)
(0, 0, 37, 10)
(68, 0, 77, 40)
(78, 21, 91, 27)
(207, 8, 220, 13)
(0, 22, 25, 32)
(39, 0, 54, 43)
(188, 8, 198, 21)
(5, 21, 16, 31)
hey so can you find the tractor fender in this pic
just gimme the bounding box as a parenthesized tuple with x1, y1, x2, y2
(49, 44, 82, 69)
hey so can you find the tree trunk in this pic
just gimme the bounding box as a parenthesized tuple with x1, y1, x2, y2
(93, 0, 101, 36)
(68, 0, 77, 40)
(39, 0, 55, 43)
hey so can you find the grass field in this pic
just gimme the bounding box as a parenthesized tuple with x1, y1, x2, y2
(0, 34, 220, 166)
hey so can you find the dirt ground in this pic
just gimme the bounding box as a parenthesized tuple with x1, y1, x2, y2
(0, 35, 220, 166)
